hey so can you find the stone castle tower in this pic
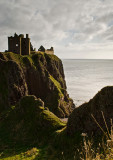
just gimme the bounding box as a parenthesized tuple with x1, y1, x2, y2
(8, 33, 30, 55)
(8, 33, 54, 55)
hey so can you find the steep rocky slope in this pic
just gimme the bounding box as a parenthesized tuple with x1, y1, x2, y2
(0, 52, 74, 117)
(0, 58, 28, 112)
(67, 86, 113, 136)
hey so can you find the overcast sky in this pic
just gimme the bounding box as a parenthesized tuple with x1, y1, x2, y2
(0, 0, 113, 59)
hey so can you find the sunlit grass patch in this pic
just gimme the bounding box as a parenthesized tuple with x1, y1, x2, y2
(0, 147, 39, 160)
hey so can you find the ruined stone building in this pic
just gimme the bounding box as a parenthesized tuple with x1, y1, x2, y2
(45, 47, 54, 55)
(8, 33, 54, 55)
(8, 33, 31, 55)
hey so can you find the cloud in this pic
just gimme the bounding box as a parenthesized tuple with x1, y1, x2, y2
(0, 0, 113, 58)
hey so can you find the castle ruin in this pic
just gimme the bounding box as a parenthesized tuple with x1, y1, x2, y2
(45, 47, 54, 55)
(8, 33, 54, 55)
(8, 33, 31, 55)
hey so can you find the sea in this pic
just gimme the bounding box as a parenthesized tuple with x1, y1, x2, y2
(62, 59, 113, 107)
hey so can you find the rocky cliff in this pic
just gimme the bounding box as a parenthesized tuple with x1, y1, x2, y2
(0, 52, 74, 118)
(67, 86, 113, 136)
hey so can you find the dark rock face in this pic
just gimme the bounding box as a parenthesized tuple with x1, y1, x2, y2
(67, 86, 113, 136)
(0, 58, 28, 111)
(0, 52, 74, 117)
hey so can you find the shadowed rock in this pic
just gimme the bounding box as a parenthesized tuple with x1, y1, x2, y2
(0, 58, 28, 111)
(67, 86, 113, 136)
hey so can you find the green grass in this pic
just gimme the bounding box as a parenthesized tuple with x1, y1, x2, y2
(0, 128, 112, 160)
(49, 75, 63, 97)
(0, 147, 39, 160)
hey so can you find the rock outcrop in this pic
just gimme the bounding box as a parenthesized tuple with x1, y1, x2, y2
(67, 86, 113, 136)
(0, 52, 74, 117)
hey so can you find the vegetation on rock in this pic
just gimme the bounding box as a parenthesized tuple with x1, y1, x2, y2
(0, 95, 65, 147)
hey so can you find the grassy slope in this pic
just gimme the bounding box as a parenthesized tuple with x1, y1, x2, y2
(0, 94, 71, 160)
(0, 128, 82, 160)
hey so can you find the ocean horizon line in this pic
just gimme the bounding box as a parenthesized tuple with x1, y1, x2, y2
(61, 58, 113, 60)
